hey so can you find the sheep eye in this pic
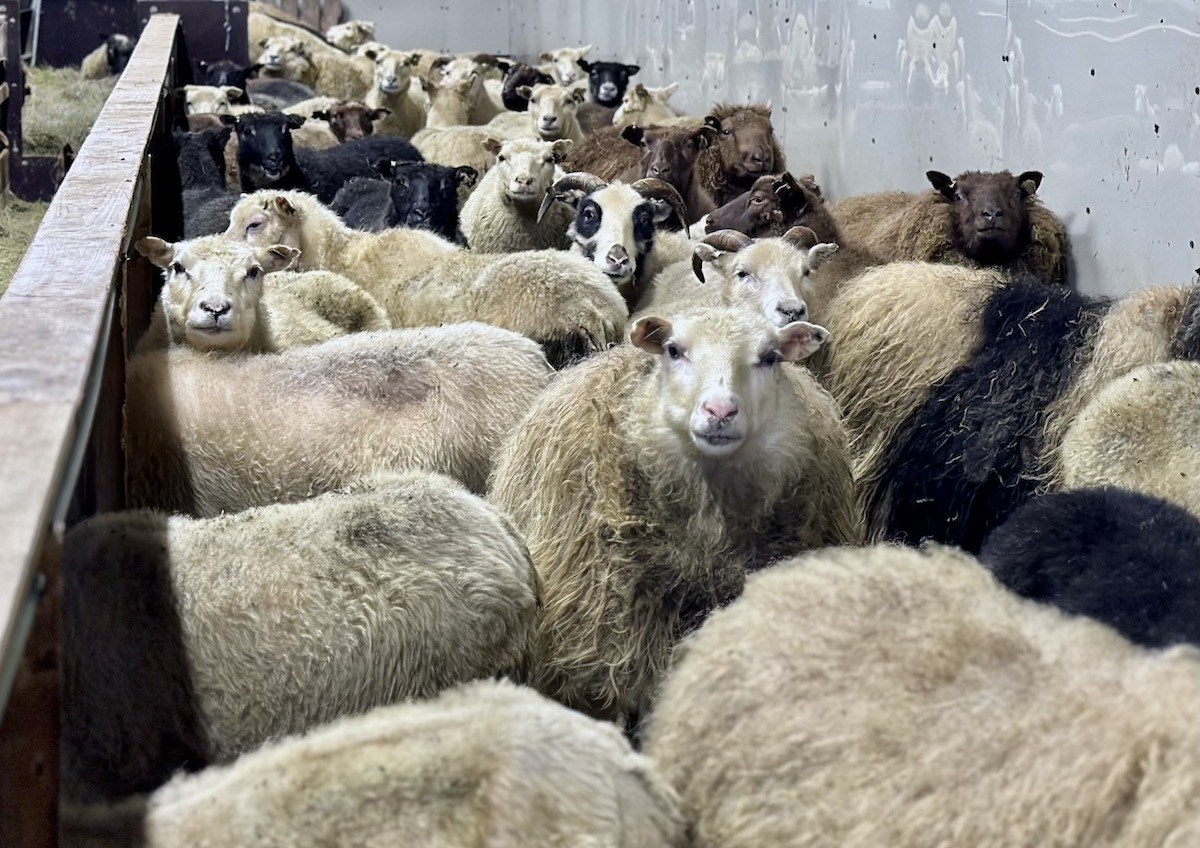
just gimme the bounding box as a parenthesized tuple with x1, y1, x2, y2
(735, 269, 750, 279)
(246, 221, 262, 231)
(246, 267, 261, 280)
(758, 351, 781, 367)
(666, 343, 683, 360)
(497, 155, 507, 163)
(721, 129, 733, 137)
(171, 261, 185, 275)
(751, 195, 764, 204)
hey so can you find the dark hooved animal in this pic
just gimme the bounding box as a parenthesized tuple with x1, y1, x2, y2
(495, 59, 554, 112)
(980, 487, 1200, 649)
(577, 58, 640, 107)
(617, 124, 718, 224)
(104, 33, 135, 74)
(246, 77, 318, 110)
(197, 60, 263, 104)
(330, 160, 477, 238)
(310, 101, 390, 142)
(707, 172, 835, 240)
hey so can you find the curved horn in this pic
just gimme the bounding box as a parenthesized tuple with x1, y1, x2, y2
(781, 225, 819, 251)
(630, 178, 688, 233)
(429, 55, 453, 76)
(691, 229, 754, 282)
(537, 172, 609, 223)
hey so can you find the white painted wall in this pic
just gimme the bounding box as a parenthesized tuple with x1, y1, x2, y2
(351, 0, 1200, 295)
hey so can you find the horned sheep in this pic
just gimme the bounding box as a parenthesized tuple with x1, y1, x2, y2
(62, 472, 539, 802)
(62, 680, 687, 848)
(489, 306, 860, 729)
(459, 137, 574, 252)
(644, 543, 1200, 848)
(127, 324, 553, 514)
(226, 190, 628, 367)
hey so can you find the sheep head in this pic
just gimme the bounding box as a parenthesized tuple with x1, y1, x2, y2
(485, 137, 571, 205)
(927, 168, 1045, 265)
(613, 82, 679, 127)
(577, 59, 640, 107)
(180, 84, 243, 116)
(539, 45, 593, 86)
(103, 33, 135, 74)
(706, 172, 832, 240)
(707, 104, 784, 190)
(311, 101, 389, 142)
(325, 20, 375, 51)
(257, 35, 312, 80)
(135, 235, 297, 352)
(373, 49, 420, 97)
(500, 62, 554, 112)
(630, 307, 829, 459)
(233, 112, 305, 189)
(622, 124, 717, 196)
(519, 83, 586, 140)
(376, 159, 477, 238)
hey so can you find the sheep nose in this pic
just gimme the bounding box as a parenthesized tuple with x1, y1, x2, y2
(605, 246, 630, 272)
(647, 164, 667, 177)
(200, 299, 231, 317)
(748, 149, 768, 166)
(515, 175, 534, 187)
(777, 302, 808, 324)
(702, 399, 739, 423)
(982, 207, 1004, 220)
(540, 116, 558, 127)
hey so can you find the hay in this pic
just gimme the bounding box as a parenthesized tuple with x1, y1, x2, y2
(0, 197, 50, 297)
(23, 65, 116, 155)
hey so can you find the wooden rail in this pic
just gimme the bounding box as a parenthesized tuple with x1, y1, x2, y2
(0, 14, 183, 846)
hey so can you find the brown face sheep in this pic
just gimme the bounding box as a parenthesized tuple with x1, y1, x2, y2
(829, 168, 1070, 284)
(619, 124, 718, 224)
(644, 544, 1200, 848)
(706, 172, 835, 240)
(488, 306, 860, 730)
(310, 100, 388, 141)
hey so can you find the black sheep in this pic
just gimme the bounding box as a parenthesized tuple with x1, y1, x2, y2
(496, 60, 554, 112)
(197, 60, 263, 104)
(577, 59, 640, 107)
(246, 78, 317, 110)
(175, 126, 240, 237)
(980, 487, 1200, 649)
(330, 162, 477, 241)
(330, 177, 396, 232)
(872, 278, 1109, 553)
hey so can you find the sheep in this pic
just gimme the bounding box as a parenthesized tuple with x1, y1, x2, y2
(352, 159, 477, 239)
(489, 306, 859, 728)
(643, 543, 1200, 848)
(227, 190, 628, 367)
(613, 82, 681, 127)
(520, 82, 587, 144)
(174, 126, 242, 239)
(830, 168, 1070, 284)
(616, 124, 720, 224)
(247, 8, 332, 62)
(706, 171, 837, 240)
(419, 71, 477, 128)
(257, 34, 374, 99)
(324, 19, 375, 50)
(539, 44, 593, 86)
(180, 84, 245, 116)
(328, 176, 396, 231)
(284, 97, 387, 142)
(61, 680, 688, 848)
(128, 323, 553, 513)
(62, 472, 539, 802)
(495, 59, 554, 111)
(979, 487, 1200, 649)
(459, 137, 574, 252)
(134, 235, 389, 354)
(362, 49, 425, 137)
(254, 35, 318, 86)
(539, 171, 691, 308)
(638, 227, 839, 327)
(1059, 362, 1200, 518)
(245, 77, 316, 110)
(80, 33, 134, 79)
(578, 58, 640, 108)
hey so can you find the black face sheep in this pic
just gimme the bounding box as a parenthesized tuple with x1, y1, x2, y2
(80, 33, 135, 79)
(62, 472, 539, 802)
(577, 58, 640, 107)
(496, 59, 554, 111)
(829, 168, 1070, 284)
(488, 306, 860, 728)
(979, 487, 1200, 649)
(643, 543, 1200, 848)
(62, 681, 688, 848)
(379, 159, 477, 239)
(329, 176, 396, 232)
(197, 60, 263, 104)
(619, 124, 719, 224)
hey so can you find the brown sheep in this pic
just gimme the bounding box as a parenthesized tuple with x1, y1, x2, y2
(830, 168, 1070, 284)
(309, 100, 389, 142)
(617, 124, 719, 224)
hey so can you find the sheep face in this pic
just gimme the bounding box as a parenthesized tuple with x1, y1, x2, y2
(325, 20, 375, 51)
(433, 56, 486, 100)
(135, 237, 297, 351)
(486, 137, 571, 204)
(706, 172, 823, 238)
(630, 308, 828, 459)
(927, 169, 1044, 264)
(710, 104, 778, 182)
(500, 63, 554, 112)
(613, 83, 678, 126)
(378, 160, 477, 237)
(103, 33, 135, 74)
(694, 229, 838, 327)
(227, 194, 303, 253)
(258, 36, 312, 80)
(577, 59, 640, 108)
(567, 184, 667, 286)
(539, 45, 592, 86)
(522, 83, 585, 140)
(622, 125, 716, 192)
(312, 102, 388, 142)
(197, 60, 262, 98)
(373, 50, 419, 97)
(234, 113, 305, 188)
(182, 85, 243, 116)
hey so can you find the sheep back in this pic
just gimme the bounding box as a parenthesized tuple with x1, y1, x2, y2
(644, 544, 1200, 848)
(562, 124, 640, 180)
(459, 170, 574, 253)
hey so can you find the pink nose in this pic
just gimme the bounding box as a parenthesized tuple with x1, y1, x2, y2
(702, 400, 738, 423)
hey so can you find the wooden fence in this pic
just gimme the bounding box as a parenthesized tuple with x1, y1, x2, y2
(0, 14, 183, 845)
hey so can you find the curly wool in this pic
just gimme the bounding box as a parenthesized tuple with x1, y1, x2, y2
(699, 104, 785, 206)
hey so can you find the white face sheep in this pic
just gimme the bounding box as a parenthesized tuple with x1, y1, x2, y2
(182, 84, 244, 116)
(135, 236, 298, 351)
(614, 82, 681, 127)
(372, 49, 418, 98)
(487, 136, 570, 204)
(539, 44, 593, 86)
(458, 138, 574, 252)
(519, 82, 586, 142)
(256, 35, 314, 83)
(325, 19, 375, 51)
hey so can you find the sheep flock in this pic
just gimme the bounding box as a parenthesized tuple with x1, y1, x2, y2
(44, 5, 1200, 847)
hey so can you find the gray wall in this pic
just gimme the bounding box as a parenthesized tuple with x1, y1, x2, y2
(357, 0, 1200, 296)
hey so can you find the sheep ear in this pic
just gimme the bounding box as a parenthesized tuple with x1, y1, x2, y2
(360, 46, 381, 61)
(625, 64, 641, 75)
(260, 244, 300, 272)
(621, 125, 646, 147)
(285, 114, 306, 129)
(805, 242, 839, 269)
(456, 166, 479, 187)
(247, 63, 264, 77)
(576, 58, 592, 71)
(538, 51, 553, 62)
(494, 58, 513, 74)
(927, 170, 956, 199)
(405, 52, 421, 66)
(370, 108, 391, 120)
(216, 114, 238, 126)
(796, 172, 821, 196)
(134, 236, 175, 268)
(703, 115, 721, 132)
(482, 137, 504, 155)
(660, 82, 679, 98)
(551, 139, 573, 162)
(419, 77, 434, 94)
(222, 86, 243, 99)
(259, 38, 270, 48)
(273, 196, 298, 216)
(1018, 170, 1043, 196)
(630, 316, 673, 354)
(695, 125, 717, 150)
(782, 225, 818, 251)
(777, 321, 829, 362)
(763, 99, 773, 115)
(375, 158, 397, 179)
(570, 86, 587, 104)
(516, 85, 533, 99)
(310, 110, 331, 122)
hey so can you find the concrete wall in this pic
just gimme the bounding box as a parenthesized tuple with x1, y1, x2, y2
(352, 0, 1200, 296)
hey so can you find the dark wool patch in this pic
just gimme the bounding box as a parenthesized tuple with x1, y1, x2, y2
(872, 278, 1107, 552)
(540, 335, 598, 370)
(1173, 285, 1200, 362)
(980, 487, 1200, 649)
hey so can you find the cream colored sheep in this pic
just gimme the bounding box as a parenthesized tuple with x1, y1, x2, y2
(362, 49, 425, 137)
(80, 34, 134, 79)
(410, 74, 510, 176)
(644, 544, 1200, 848)
(248, 10, 331, 62)
(226, 190, 628, 366)
(63, 472, 539, 802)
(324, 19, 375, 50)
(1061, 361, 1200, 517)
(521, 82, 586, 144)
(62, 680, 688, 848)
(181, 84, 244, 116)
(489, 306, 860, 728)
(254, 35, 318, 86)
(134, 235, 388, 353)
(258, 34, 373, 99)
(434, 54, 505, 124)
(127, 323, 553, 514)
(459, 137, 574, 252)
(539, 44, 593, 86)
(613, 82, 681, 127)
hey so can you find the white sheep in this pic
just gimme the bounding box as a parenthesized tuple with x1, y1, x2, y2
(459, 137, 574, 252)
(226, 190, 629, 367)
(324, 19, 375, 51)
(134, 235, 389, 353)
(613, 82, 682, 127)
(62, 472, 539, 802)
(248, 10, 330, 62)
(180, 84, 244, 116)
(257, 34, 373, 100)
(539, 44, 593, 86)
(362, 48, 425, 137)
(489, 306, 861, 728)
(127, 323, 553, 514)
(431, 54, 506, 124)
(410, 74, 512, 177)
(644, 544, 1200, 847)
(62, 680, 688, 847)
(521, 82, 587, 144)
